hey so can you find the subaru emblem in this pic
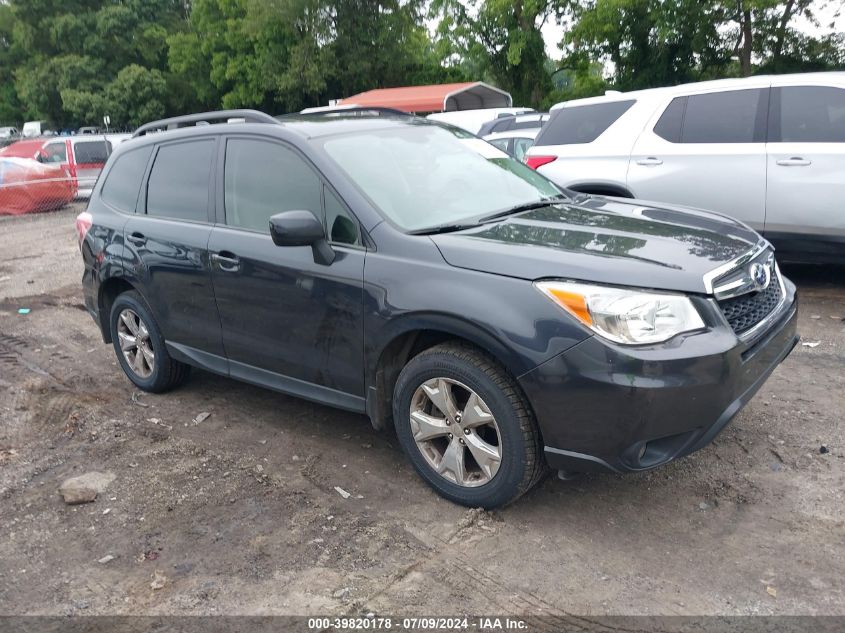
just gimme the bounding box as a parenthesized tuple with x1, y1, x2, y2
(749, 262, 770, 291)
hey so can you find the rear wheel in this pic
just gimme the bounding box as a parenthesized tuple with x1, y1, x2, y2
(109, 291, 189, 393)
(393, 343, 545, 508)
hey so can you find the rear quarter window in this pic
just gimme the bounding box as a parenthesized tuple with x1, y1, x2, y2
(100, 146, 153, 213)
(535, 100, 635, 146)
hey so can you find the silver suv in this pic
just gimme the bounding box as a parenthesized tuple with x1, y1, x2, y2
(525, 72, 845, 263)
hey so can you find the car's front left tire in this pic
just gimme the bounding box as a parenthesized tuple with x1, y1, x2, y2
(392, 342, 545, 508)
(109, 290, 189, 393)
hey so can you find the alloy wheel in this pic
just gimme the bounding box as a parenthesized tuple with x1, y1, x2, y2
(116, 308, 155, 379)
(409, 377, 502, 487)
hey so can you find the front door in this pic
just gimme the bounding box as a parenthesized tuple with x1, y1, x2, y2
(123, 136, 225, 360)
(765, 84, 845, 251)
(209, 136, 366, 405)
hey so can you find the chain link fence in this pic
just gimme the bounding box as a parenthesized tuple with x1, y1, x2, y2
(0, 135, 124, 216)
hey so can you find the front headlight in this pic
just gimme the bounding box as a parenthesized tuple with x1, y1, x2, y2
(535, 281, 705, 345)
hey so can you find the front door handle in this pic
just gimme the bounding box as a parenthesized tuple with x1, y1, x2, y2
(636, 157, 663, 166)
(776, 157, 811, 167)
(126, 232, 146, 246)
(211, 251, 241, 272)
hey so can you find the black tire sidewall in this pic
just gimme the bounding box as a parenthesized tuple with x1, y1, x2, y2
(393, 350, 529, 508)
(109, 292, 168, 392)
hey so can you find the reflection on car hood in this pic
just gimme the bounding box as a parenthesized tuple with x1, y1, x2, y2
(430, 196, 763, 294)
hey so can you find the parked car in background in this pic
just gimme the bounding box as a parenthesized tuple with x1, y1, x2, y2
(526, 72, 845, 263)
(478, 113, 550, 137)
(0, 156, 74, 215)
(1, 135, 113, 198)
(0, 126, 19, 139)
(79, 109, 797, 508)
(483, 129, 540, 162)
(78, 126, 103, 135)
(426, 108, 535, 134)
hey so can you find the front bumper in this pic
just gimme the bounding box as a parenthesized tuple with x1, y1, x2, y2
(519, 280, 799, 474)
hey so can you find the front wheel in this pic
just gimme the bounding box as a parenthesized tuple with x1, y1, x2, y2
(393, 343, 545, 508)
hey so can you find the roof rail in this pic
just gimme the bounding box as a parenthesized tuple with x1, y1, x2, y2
(133, 109, 279, 137)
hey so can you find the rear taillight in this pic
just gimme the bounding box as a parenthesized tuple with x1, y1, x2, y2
(75, 211, 93, 248)
(525, 155, 557, 170)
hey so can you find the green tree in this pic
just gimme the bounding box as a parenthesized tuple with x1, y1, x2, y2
(432, 0, 563, 107)
(0, 3, 22, 123)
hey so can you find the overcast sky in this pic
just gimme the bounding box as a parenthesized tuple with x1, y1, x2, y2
(540, 2, 845, 58)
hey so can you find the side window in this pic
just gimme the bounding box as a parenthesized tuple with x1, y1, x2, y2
(534, 100, 636, 146)
(324, 186, 361, 246)
(224, 138, 322, 233)
(513, 138, 534, 162)
(487, 138, 510, 153)
(147, 140, 214, 222)
(100, 146, 153, 213)
(43, 142, 67, 163)
(75, 141, 111, 164)
(653, 97, 686, 142)
(776, 86, 845, 143)
(680, 89, 765, 143)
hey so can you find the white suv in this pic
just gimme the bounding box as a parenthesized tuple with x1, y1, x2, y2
(525, 72, 845, 263)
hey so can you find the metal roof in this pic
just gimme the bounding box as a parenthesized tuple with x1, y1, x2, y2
(340, 82, 512, 113)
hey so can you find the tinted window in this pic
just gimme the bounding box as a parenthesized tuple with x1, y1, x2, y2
(324, 186, 360, 246)
(681, 89, 764, 143)
(535, 100, 635, 146)
(776, 86, 845, 142)
(514, 119, 541, 130)
(224, 139, 321, 233)
(74, 141, 111, 164)
(654, 97, 686, 142)
(101, 146, 153, 213)
(147, 140, 214, 222)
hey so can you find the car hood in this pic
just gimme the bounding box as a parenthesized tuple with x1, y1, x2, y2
(430, 196, 763, 294)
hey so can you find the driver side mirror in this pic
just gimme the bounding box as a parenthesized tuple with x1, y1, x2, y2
(269, 210, 335, 266)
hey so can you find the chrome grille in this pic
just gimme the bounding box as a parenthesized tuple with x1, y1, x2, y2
(718, 280, 783, 335)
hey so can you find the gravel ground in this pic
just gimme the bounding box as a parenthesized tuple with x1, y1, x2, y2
(0, 205, 843, 617)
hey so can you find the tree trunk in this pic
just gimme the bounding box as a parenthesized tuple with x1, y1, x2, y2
(740, 8, 753, 76)
(773, 0, 797, 63)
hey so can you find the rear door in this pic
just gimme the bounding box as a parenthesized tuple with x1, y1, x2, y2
(208, 136, 366, 406)
(122, 137, 225, 362)
(765, 83, 845, 250)
(628, 86, 770, 231)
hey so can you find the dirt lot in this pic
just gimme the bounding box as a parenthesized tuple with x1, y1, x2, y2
(0, 205, 843, 618)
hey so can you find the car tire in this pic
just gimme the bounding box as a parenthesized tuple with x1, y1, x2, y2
(109, 290, 189, 393)
(393, 342, 545, 508)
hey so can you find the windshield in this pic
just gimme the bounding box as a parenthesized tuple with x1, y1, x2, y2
(321, 123, 562, 232)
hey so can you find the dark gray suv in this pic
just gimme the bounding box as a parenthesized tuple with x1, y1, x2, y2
(77, 110, 799, 508)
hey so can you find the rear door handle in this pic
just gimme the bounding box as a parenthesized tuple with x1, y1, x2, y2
(636, 157, 663, 166)
(211, 251, 241, 272)
(126, 232, 146, 246)
(776, 157, 811, 167)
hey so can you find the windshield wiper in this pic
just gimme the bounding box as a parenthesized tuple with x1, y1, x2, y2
(476, 194, 569, 225)
(407, 222, 479, 236)
(409, 194, 570, 236)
